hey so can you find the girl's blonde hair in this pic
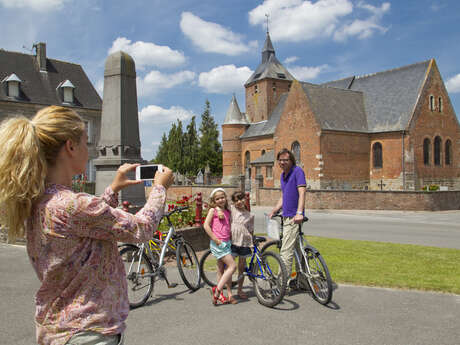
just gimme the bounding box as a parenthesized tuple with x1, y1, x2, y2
(0, 106, 85, 243)
(209, 189, 229, 211)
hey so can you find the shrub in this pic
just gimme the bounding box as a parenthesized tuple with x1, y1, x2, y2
(157, 194, 208, 231)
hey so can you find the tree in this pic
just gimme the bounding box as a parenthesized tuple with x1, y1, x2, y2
(152, 132, 169, 164)
(183, 116, 200, 175)
(199, 100, 222, 175)
(167, 121, 185, 173)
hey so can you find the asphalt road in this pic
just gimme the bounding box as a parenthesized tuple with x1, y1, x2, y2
(2, 225, 460, 345)
(252, 207, 460, 249)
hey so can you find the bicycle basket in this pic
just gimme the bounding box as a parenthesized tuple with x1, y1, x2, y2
(264, 213, 281, 240)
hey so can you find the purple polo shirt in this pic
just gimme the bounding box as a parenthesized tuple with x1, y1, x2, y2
(281, 165, 306, 217)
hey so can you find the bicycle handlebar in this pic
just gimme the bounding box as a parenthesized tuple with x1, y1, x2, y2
(164, 206, 189, 218)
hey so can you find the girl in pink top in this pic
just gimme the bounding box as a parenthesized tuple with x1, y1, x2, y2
(203, 188, 237, 305)
(0, 106, 174, 345)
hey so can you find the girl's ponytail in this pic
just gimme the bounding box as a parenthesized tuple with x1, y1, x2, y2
(0, 106, 84, 243)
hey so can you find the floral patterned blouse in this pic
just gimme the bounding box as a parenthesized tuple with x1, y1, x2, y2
(230, 205, 254, 247)
(26, 183, 166, 345)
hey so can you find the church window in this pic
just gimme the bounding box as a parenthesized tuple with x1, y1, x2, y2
(255, 85, 258, 94)
(372, 142, 383, 168)
(245, 151, 251, 178)
(266, 166, 273, 178)
(445, 139, 452, 165)
(423, 138, 431, 165)
(261, 149, 265, 156)
(438, 97, 443, 113)
(429, 95, 435, 111)
(272, 82, 276, 92)
(291, 141, 301, 164)
(434, 136, 442, 166)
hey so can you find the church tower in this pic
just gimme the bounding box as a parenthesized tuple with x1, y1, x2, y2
(222, 94, 248, 185)
(244, 32, 294, 123)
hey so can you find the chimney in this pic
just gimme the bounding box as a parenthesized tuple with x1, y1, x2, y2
(35, 42, 47, 72)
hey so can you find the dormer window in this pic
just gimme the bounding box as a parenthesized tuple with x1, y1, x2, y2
(58, 80, 75, 104)
(3, 73, 22, 98)
(277, 73, 286, 79)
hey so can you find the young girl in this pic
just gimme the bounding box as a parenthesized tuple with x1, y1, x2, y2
(203, 188, 237, 305)
(230, 191, 255, 300)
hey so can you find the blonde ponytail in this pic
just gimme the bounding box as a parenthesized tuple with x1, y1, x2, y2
(0, 106, 84, 243)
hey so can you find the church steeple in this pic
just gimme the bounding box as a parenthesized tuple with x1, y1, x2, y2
(262, 32, 275, 63)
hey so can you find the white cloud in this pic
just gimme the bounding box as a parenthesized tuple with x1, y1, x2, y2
(108, 37, 186, 69)
(284, 56, 299, 64)
(334, 2, 390, 41)
(249, 0, 352, 42)
(139, 105, 195, 124)
(0, 0, 68, 11)
(95, 78, 104, 97)
(249, 0, 390, 42)
(289, 64, 328, 81)
(137, 70, 196, 97)
(180, 12, 257, 55)
(198, 65, 253, 94)
(446, 74, 460, 93)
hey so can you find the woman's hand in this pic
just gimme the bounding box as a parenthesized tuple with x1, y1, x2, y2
(153, 166, 174, 190)
(110, 163, 142, 193)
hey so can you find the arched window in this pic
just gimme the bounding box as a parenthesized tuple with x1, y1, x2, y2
(245, 151, 251, 178)
(261, 149, 266, 156)
(445, 139, 452, 165)
(438, 97, 443, 113)
(434, 136, 442, 166)
(291, 141, 300, 164)
(372, 142, 383, 168)
(429, 95, 435, 111)
(423, 138, 431, 165)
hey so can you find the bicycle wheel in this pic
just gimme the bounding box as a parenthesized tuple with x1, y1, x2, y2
(199, 249, 238, 288)
(260, 239, 281, 254)
(252, 251, 287, 308)
(304, 246, 333, 305)
(119, 246, 154, 309)
(176, 241, 201, 291)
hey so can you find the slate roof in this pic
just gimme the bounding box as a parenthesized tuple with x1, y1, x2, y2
(301, 82, 368, 132)
(322, 60, 431, 132)
(0, 49, 102, 110)
(240, 93, 288, 139)
(223, 94, 248, 125)
(245, 33, 294, 86)
(251, 150, 274, 164)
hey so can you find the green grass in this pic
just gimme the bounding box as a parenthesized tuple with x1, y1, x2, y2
(204, 236, 460, 294)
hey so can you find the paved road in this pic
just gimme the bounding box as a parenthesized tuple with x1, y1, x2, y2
(252, 207, 460, 249)
(1, 241, 459, 345)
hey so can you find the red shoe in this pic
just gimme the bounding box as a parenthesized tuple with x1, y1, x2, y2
(210, 286, 218, 305)
(216, 290, 228, 305)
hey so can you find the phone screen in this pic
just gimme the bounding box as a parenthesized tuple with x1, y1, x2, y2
(140, 166, 159, 180)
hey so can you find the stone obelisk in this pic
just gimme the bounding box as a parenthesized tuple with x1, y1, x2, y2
(94, 51, 146, 206)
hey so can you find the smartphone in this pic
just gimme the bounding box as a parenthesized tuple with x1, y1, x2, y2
(135, 164, 163, 181)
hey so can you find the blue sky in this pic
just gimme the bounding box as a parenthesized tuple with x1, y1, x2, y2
(1, 0, 460, 161)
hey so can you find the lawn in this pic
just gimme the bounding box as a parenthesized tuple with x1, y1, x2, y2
(202, 236, 460, 294)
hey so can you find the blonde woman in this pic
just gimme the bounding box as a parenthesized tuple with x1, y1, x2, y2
(0, 106, 174, 345)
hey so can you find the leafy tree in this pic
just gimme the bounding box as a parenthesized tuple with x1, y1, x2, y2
(167, 121, 185, 173)
(152, 132, 169, 164)
(183, 116, 200, 175)
(199, 100, 222, 175)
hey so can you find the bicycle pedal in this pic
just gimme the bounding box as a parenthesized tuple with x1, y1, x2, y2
(168, 283, 178, 288)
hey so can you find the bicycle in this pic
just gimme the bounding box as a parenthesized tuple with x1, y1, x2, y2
(261, 213, 333, 305)
(119, 206, 201, 308)
(199, 235, 287, 308)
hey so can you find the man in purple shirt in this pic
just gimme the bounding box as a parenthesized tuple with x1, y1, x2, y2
(269, 148, 306, 285)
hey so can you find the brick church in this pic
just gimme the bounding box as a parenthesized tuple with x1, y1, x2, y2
(222, 33, 460, 191)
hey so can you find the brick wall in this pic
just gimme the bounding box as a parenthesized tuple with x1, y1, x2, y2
(255, 187, 460, 211)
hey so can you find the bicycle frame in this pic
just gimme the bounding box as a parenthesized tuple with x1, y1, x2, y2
(243, 241, 274, 280)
